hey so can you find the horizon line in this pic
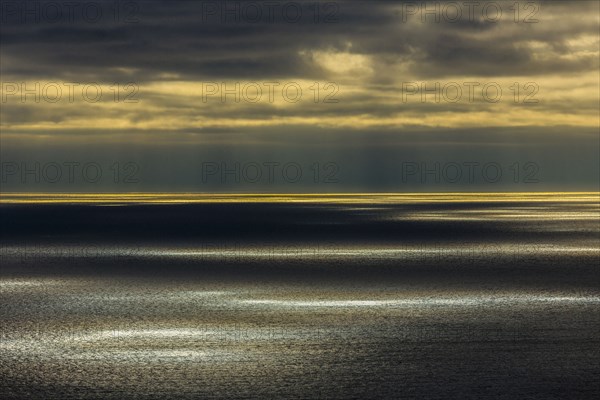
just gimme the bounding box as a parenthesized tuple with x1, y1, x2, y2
(1, 192, 598, 204)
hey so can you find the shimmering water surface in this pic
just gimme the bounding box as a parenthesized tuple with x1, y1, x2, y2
(1, 194, 599, 399)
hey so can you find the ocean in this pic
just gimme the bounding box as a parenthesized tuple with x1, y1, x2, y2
(1, 193, 599, 399)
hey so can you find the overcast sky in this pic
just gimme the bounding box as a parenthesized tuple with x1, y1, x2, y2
(1, 0, 598, 192)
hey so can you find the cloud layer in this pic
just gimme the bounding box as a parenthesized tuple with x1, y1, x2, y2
(1, 1, 598, 191)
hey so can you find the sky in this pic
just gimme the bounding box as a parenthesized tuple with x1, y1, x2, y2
(0, 0, 599, 192)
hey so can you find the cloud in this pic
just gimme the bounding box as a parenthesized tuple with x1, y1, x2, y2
(1, 0, 598, 190)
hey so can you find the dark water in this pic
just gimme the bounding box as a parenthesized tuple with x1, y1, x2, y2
(1, 194, 599, 399)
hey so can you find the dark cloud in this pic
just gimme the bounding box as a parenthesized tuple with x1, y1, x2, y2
(1, 1, 598, 191)
(1, 1, 598, 81)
